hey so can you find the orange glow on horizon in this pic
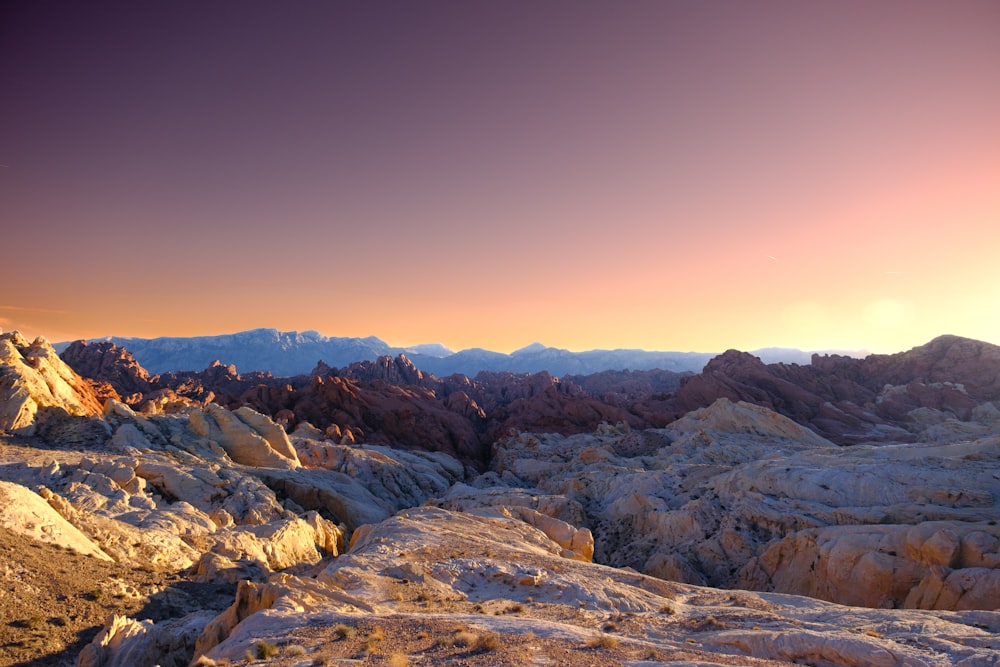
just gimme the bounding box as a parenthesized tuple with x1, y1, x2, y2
(1, 2, 997, 358)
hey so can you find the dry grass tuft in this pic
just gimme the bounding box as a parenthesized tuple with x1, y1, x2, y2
(452, 630, 479, 647)
(256, 640, 279, 659)
(387, 653, 410, 667)
(475, 632, 502, 652)
(585, 634, 619, 649)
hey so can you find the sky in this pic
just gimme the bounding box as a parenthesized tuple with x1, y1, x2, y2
(1, 0, 998, 355)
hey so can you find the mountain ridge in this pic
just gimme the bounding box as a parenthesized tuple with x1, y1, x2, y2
(54, 327, 865, 377)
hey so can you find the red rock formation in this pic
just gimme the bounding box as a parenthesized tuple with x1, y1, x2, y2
(61, 333, 1000, 459)
(60, 340, 152, 404)
(668, 336, 1000, 444)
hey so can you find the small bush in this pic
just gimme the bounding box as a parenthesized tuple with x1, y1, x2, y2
(585, 634, 618, 649)
(388, 653, 410, 667)
(256, 641, 279, 659)
(452, 630, 478, 647)
(368, 625, 385, 642)
(361, 639, 380, 656)
(333, 624, 353, 639)
(475, 632, 501, 652)
(286, 644, 307, 657)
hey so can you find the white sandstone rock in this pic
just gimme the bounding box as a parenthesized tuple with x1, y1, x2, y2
(0, 480, 112, 560)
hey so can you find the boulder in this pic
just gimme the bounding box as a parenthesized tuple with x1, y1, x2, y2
(0, 480, 112, 560)
(188, 403, 300, 468)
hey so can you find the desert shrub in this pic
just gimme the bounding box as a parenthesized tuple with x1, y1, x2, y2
(333, 623, 353, 639)
(585, 634, 618, 649)
(256, 641, 279, 659)
(475, 632, 501, 652)
(388, 653, 410, 667)
(452, 630, 478, 647)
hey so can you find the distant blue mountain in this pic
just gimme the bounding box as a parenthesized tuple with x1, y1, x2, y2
(54, 328, 858, 377)
(55, 328, 395, 376)
(406, 345, 717, 377)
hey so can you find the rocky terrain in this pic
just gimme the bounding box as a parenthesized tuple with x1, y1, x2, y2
(59, 341, 691, 467)
(668, 335, 1000, 445)
(1, 329, 999, 666)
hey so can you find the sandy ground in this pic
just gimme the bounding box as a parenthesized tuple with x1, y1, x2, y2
(0, 525, 234, 667)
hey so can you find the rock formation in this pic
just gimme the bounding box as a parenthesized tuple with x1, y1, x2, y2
(0, 332, 108, 434)
(60, 340, 154, 404)
(489, 398, 1000, 612)
(668, 335, 1000, 444)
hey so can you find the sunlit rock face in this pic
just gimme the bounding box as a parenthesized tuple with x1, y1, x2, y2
(59, 340, 154, 405)
(490, 398, 1000, 611)
(0, 331, 108, 434)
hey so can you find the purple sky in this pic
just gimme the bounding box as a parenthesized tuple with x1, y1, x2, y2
(2, 1, 999, 353)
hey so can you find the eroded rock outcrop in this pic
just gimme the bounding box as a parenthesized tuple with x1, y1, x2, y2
(181, 506, 1000, 667)
(60, 340, 154, 404)
(489, 399, 1000, 611)
(669, 335, 1000, 444)
(0, 480, 112, 560)
(188, 404, 300, 468)
(0, 332, 107, 434)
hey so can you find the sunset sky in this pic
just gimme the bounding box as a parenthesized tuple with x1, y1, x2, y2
(2, 1, 998, 355)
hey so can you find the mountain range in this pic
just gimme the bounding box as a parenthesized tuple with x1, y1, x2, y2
(54, 327, 860, 377)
